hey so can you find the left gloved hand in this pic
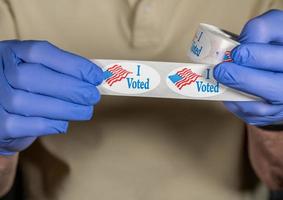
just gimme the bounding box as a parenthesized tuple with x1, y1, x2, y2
(0, 40, 103, 155)
(213, 9, 283, 126)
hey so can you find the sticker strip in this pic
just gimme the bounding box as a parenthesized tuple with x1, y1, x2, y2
(92, 59, 257, 101)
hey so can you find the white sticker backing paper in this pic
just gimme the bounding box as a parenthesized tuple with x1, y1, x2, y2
(92, 59, 257, 101)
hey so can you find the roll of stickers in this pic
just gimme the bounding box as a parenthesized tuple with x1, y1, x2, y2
(188, 23, 239, 65)
(92, 59, 257, 101)
(92, 23, 258, 101)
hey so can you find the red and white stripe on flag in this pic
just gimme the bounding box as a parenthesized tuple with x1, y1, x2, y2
(175, 68, 201, 90)
(106, 65, 132, 86)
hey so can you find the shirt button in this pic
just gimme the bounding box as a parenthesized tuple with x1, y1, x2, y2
(143, 3, 152, 13)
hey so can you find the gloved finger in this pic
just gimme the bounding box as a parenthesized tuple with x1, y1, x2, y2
(0, 137, 37, 156)
(214, 62, 283, 104)
(238, 113, 283, 126)
(0, 105, 68, 138)
(233, 111, 283, 126)
(4, 61, 100, 106)
(8, 40, 103, 85)
(223, 101, 283, 126)
(1, 89, 94, 120)
(239, 9, 283, 43)
(231, 43, 283, 72)
(0, 58, 94, 120)
(224, 101, 283, 117)
(222, 101, 239, 114)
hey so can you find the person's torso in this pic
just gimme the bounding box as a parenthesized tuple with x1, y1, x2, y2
(2, 0, 280, 199)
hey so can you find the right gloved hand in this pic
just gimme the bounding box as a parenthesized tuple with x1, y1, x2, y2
(214, 10, 283, 126)
(0, 40, 103, 156)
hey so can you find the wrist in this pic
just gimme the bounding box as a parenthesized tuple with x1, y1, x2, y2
(248, 125, 283, 190)
(0, 153, 18, 169)
(0, 153, 18, 197)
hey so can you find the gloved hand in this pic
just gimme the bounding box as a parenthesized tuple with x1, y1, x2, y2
(0, 40, 103, 155)
(213, 9, 283, 126)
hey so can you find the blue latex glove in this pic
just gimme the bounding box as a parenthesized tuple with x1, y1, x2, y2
(0, 40, 103, 155)
(214, 9, 283, 126)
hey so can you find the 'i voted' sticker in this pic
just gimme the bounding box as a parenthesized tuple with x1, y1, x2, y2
(190, 30, 211, 60)
(188, 23, 239, 65)
(102, 62, 160, 95)
(167, 66, 226, 98)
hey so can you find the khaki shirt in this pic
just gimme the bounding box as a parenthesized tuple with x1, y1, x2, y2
(0, 0, 282, 199)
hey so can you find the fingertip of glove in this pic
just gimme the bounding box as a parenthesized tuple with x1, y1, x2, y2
(61, 121, 69, 133)
(79, 85, 101, 106)
(53, 121, 69, 134)
(84, 62, 104, 86)
(231, 45, 249, 65)
(77, 105, 94, 121)
(213, 63, 224, 81)
(213, 63, 236, 86)
(95, 67, 104, 85)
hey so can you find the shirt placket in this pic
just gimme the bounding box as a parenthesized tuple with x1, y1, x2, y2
(130, 0, 177, 48)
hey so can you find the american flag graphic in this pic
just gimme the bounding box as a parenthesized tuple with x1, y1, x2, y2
(104, 65, 132, 86)
(223, 51, 233, 62)
(169, 68, 202, 90)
